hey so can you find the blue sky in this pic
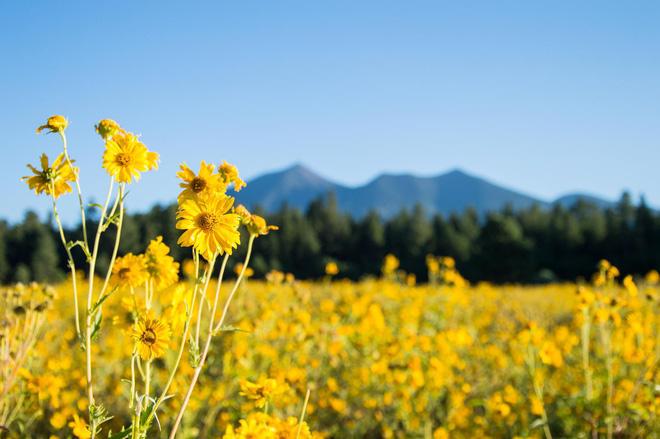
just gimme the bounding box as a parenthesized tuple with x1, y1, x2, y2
(2, 1, 659, 222)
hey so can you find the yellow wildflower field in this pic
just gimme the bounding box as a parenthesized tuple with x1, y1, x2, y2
(3, 271, 657, 438)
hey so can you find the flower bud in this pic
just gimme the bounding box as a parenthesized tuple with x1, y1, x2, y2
(36, 115, 68, 134)
(95, 119, 122, 140)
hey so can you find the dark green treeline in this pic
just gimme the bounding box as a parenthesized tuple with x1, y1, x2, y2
(2, 192, 658, 284)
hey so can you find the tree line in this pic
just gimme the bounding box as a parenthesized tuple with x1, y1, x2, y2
(1, 192, 658, 284)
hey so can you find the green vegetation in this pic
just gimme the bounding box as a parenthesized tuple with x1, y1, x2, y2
(2, 192, 658, 284)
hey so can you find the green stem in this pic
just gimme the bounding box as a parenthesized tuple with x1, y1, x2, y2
(144, 252, 203, 427)
(169, 246, 241, 438)
(49, 189, 82, 340)
(85, 177, 115, 437)
(213, 235, 255, 333)
(97, 184, 125, 300)
(296, 388, 312, 439)
(581, 308, 593, 400)
(59, 130, 89, 253)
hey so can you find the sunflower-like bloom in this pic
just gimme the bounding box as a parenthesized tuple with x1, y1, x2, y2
(22, 153, 77, 199)
(235, 204, 279, 237)
(239, 377, 283, 408)
(110, 253, 148, 290)
(68, 414, 91, 439)
(233, 262, 254, 278)
(144, 236, 179, 289)
(218, 161, 246, 192)
(223, 418, 272, 439)
(132, 315, 171, 360)
(177, 161, 223, 201)
(176, 193, 241, 259)
(325, 262, 339, 276)
(95, 119, 123, 140)
(102, 131, 159, 183)
(36, 115, 68, 134)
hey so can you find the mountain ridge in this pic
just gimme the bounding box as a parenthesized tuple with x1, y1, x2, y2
(238, 164, 618, 217)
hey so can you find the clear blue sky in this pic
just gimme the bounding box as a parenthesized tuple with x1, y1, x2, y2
(2, 1, 659, 222)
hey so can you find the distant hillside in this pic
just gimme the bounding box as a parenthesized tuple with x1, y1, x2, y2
(238, 164, 619, 217)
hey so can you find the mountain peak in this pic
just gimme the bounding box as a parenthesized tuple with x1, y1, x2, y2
(238, 163, 617, 217)
(283, 162, 311, 173)
(443, 168, 470, 178)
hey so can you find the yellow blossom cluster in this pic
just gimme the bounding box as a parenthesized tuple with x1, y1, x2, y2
(7, 260, 657, 438)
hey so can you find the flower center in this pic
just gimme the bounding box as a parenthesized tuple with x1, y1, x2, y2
(190, 177, 206, 192)
(141, 328, 157, 345)
(196, 212, 217, 232)
(115, 153, 131, 167)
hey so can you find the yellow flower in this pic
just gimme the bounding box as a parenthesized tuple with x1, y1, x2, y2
(645, 270, 659, 285)
(223, 417, 272, 439)
(623, 275, 637, 296)
(239, 377, 282, 408)
(102, 131, 159, 183)
(218, 161, 246, 192)
(530, 396, 544, 416)
(426, 255, 440, 274)
(132, 315, 171, 360)
(382, 254, 400, 276)
(177, 161, 223, 201)
(50, 411, 67, 429)
(110, 253, 148, 290)
(235, 204, 279, 237)
(176, 193, 241, 259)
(68, 414, 91, 439)
(182, 258, 196, 279)
(23, 153, 77, 199)
(325, 262, 339, 276)
(95, 119, 123, 140)
(539, 341, 563, 368)
(144, 236, 179, 289)
(234, 262, 254, 278)
(36, 115, 68, 134)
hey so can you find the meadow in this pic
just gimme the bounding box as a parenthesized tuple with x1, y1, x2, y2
(2, 263, 658, 438)
(1, 116, 658, 438)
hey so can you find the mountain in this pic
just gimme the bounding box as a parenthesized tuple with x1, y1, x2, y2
(553, 193, 615, 210)
(334, 169, 544, 217)
(238, 164, 618, 217)
(237, 163, 343, 212)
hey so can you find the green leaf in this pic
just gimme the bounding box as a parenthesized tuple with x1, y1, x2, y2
(107, 427, 132, 439)
(90, 289, 116, 316)
(66, 240, 92, 260)
(91, 312, 103, 341)
(530, 418, 547, 430)
(214, 325, 251, 336)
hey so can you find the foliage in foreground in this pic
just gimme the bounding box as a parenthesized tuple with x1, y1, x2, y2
(2, 261, 658, 438)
